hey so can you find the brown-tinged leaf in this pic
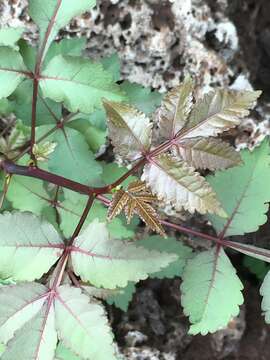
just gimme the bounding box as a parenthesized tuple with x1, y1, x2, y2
(174, 137, 242, 170)
(142, 154, 226, 216)
(127, 180, 147, 193)
(103, 100, 152, 161)
(108, 180, 166, 236)
(108, 189, 129, 220)
(125, 199, 136, 224)
(135, 194, 158, 203)
(132, 198, 166, 236)
(158, 76, 193, 139)
(179, 89, 261, 139)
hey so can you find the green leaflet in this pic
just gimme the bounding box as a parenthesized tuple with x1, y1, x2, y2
(2, 303, 57, 360)
(121, 81, 163, 114)
(15, 37, 91, 126)
(0, 283, 48, 345)
(28, 0, 96, 62)
(18, 40, 36, 72)
(0, 212, 64, 281)
(67, 109, 108, 152)
(67, 116, 107, 153)
(59, 189, 134, 239)
(260, 271, 270, 323)
(0, 47, 27, 99)
(40, 55, 125, 114)
(71, 219, 178, 288)
(55, 343, 80, 360)
(101, 53, 121, 82)
(83, 283, 135, 312)
(7, 175, 49, 216)
(181, 248, 243, 335)
(207, 141, 270, 236)
(55, 285, 118, 360)
(19, 37, 87, 73)
(106, 282, 136, 311)
(11, 79, 62, 126)
(244, 256, 269, 281)
(0, 98, 13, 116)
(137, 235, 193, 278)
(0, 344, 4, 356)
(101, 162, 138, 188)
(0, 27, 24, 49)
(43, 37, 87, 68)
(36, 126, 102, 185)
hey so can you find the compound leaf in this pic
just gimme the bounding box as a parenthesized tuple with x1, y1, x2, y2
(207, 141, 270, 236)
(29, 0, 96, 62)
(0, 212, 64, 281)
(0, 47, 28, 99)
(55, 285, 117, 360)
(181, 248, 243, 335)
(142, 153, 226, 216)
(40, 55, 125, 113)
(175, 137, 242, 170)
(104, 100, 152, 161)
(181, 89, 261, 139)
(158, 76, 193, 139)
(137, 235, 193, 278)
(71, 219, 177, 288)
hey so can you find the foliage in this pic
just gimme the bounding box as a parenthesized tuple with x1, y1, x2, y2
(207, 140, 270, 236)
(0, 0, 269, 358)
(108, 180, 165, 236)
(181, 248, 243, 335)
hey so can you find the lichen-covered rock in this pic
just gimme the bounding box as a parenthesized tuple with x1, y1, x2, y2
(0, 0, 245, 92)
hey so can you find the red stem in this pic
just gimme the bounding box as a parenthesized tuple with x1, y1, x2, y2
(30, 77, 39, 162)
(68, 195, 94, 245)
